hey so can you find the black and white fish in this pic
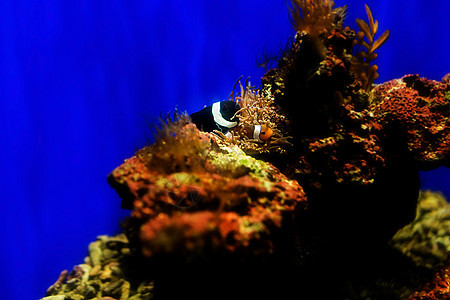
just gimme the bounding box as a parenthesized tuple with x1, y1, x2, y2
(190, 100, 240, 134)
(190, 100, 273, 142)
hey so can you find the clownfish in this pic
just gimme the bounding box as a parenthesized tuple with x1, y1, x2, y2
(190, 100, 273, 142)
(239, 124, 273, 143)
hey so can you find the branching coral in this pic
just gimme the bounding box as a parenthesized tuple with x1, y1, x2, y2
(352, 4, 390, 92)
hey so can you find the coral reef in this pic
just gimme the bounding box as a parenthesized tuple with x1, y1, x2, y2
(41, 194, 449, 300)
(289, 0, 341, 58)
(258, 0, 449, 263)
(106, 121, 307, 298)
(44, 1, 450, 299)
(372, 75, 450, 169)
(136, 112, 209, 176)
(108, 123, 306, 261)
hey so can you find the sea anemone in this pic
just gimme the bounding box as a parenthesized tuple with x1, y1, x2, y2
(289, 0, 341, 58)
(220, 79, 292, 154)
(136, 112, 211, 174)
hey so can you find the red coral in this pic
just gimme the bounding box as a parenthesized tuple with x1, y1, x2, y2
(139, 212, 242, 256)
(108, 128, 307, 261)
(296, 103, 387, 186)
(409, 265, 450, 300)
(372, 75, 450, 168)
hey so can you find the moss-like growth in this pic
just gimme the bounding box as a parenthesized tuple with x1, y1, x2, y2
(136, 112, 210, 174)
(391, 191, 450, 269)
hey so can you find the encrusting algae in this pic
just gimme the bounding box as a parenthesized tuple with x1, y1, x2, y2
(43, 1, 450, 299)
(112, 124, 306, 259)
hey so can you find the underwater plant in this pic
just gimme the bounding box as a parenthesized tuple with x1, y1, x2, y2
(135, 112, 210, 174)
(351, 4, 390, 91)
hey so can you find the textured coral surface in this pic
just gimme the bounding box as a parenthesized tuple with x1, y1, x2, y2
(409, 265, 450, 300)
(372, 75, 450, 169)
(42, 220, 450, 300)
(108, 127, 307, 261)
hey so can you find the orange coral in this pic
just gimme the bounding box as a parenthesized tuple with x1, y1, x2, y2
(409, 265, 450, 300)
(108, 128, 307, 261)
(289, 0, 345, 58)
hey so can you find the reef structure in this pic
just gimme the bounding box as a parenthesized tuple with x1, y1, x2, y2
(109, 122, 306, 259)
(392, 191, 450, 269)
(42, 192, 450, 300)
(42, 234, 155, 300)
(258, 2, 450, 265)
(106, 119, 307, 298)
(43, 1, 450, 299)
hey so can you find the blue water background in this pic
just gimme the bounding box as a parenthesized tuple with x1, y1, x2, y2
(0, 1, 449, 299)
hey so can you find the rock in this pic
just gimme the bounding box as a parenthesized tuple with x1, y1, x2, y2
(41, 234, 152, 300)
(88, 240, 102, 267)
(84, 285, 96, 299)
(41, 296, 66, 300)
(46, 270, 68, 295)
(102, 279, 125, 298)
(108, 127, 307, 263)
(391, 191, 450, 268)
